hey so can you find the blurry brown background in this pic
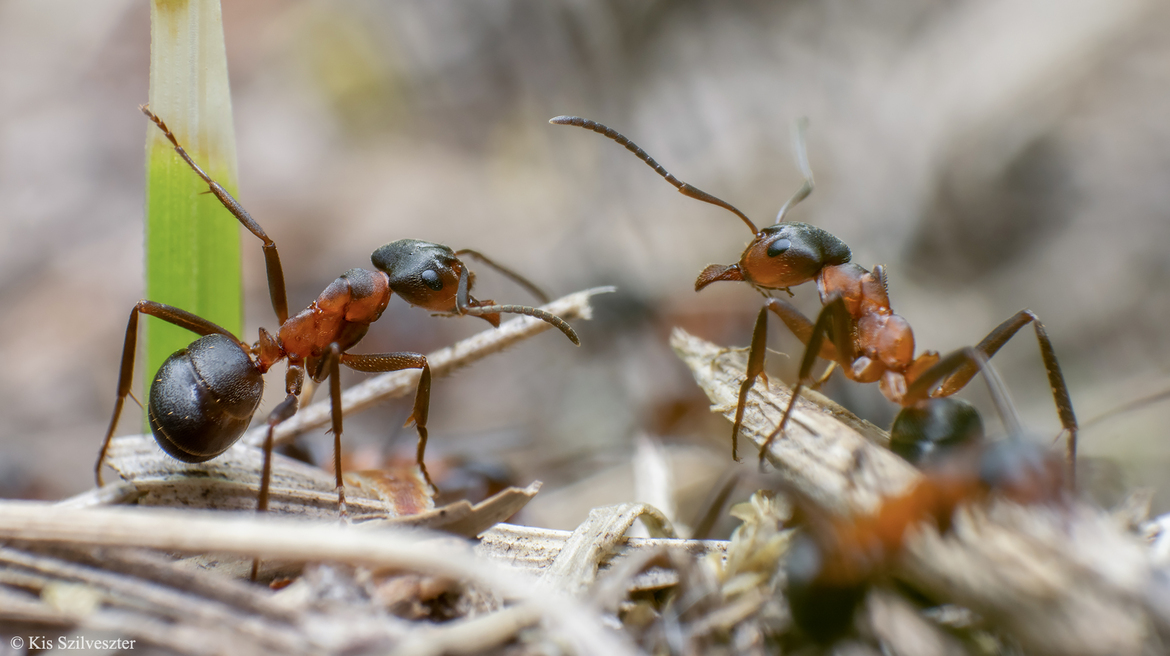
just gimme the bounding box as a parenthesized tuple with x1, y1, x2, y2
(2, 0, 1168, 531)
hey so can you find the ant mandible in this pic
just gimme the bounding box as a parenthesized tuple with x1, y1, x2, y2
(550, 116, 1077, 484)
(97, 106, 580, 520)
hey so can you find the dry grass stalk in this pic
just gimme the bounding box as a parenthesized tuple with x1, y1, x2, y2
(671, 327, 1166, 656)
(0, 500, 639, 656)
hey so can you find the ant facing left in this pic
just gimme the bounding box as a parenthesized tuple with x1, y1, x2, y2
(96, 106, 580, 531)
(551, 115, 1078, 486)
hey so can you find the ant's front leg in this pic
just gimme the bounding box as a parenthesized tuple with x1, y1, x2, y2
(759, 297, 856, 465)
(341, 352, 433, 491)
(763, 297, 844, 363)
(729, 306, 771, 461)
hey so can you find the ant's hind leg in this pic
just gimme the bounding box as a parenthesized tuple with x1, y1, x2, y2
(96, 301, 243, 486)
(96, 309, 140, 487)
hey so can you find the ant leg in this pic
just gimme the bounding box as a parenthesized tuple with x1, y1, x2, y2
(933, 310, 1077, 488)
(810, 362, 838, 390)
(730, 306, 771, 462)
(341, 352, 434, 491)
(251, 364, 303, 582)
(454, 249, 551, 303)
(904, 348, 1020, 435)
(324, 344, 347, 516)
(763, 297, 844, 363)
(759, 298, 854, 465)
(140, 106, 289, 324)
(96, 301, 246, 486)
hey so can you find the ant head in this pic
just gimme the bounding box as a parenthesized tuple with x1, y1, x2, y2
(697, 223, 851, 292)
(371, 239, 467, 313)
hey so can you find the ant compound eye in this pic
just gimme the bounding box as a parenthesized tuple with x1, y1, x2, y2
(421, 269, 443, 291)
(767, 238, 791, 258)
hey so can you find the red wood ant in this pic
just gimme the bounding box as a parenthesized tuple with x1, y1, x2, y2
(550, 116, 1078, 484)
(784, 347, 1065, 641)
(96, 107, 580, 522)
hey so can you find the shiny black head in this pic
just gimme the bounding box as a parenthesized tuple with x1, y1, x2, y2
(732, 222, 851, 291)
(371, 239, 464, 313)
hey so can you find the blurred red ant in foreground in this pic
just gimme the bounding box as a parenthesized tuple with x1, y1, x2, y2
(551, 116, 1077, 484)
(783, 348, 1065, 642)
(97, 107, 580, 522)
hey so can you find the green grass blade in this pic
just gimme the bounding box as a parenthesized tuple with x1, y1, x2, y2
(145, 0, 242, 381)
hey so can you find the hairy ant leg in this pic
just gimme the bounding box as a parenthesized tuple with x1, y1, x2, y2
(728, 307, 771, 461)
(729, 299, 851, 461)
(251, 369, 301, 582)
(758, 297, 856, 463)
(339, 352, 433, 489)
(141, 105, 289, 323)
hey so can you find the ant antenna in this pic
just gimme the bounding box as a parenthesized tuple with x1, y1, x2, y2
(455, 267, 580, 345)
(1081, 384, 1170, 430)
(454, 248, 551, 303)
(775, 117, 815, 224)
(550, 116, 759, 234)
(967, 347, 1022, 437)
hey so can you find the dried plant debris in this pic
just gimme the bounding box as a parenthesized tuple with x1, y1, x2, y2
(5, 321, 1170, 655)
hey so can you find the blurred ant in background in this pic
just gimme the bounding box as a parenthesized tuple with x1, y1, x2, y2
(783, 349, 1065, 642)
(551, 116, 1077, 486)
(97, 107, 580, 526)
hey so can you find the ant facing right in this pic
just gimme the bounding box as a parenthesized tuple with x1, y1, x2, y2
(97, 107, 580, 532)
(551, 116, 1078, 485)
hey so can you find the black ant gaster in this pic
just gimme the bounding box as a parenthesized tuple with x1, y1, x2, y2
(97, 107, 580, 527)
(551, 116, 1077, 485)
(785, 349, 1066, 642)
